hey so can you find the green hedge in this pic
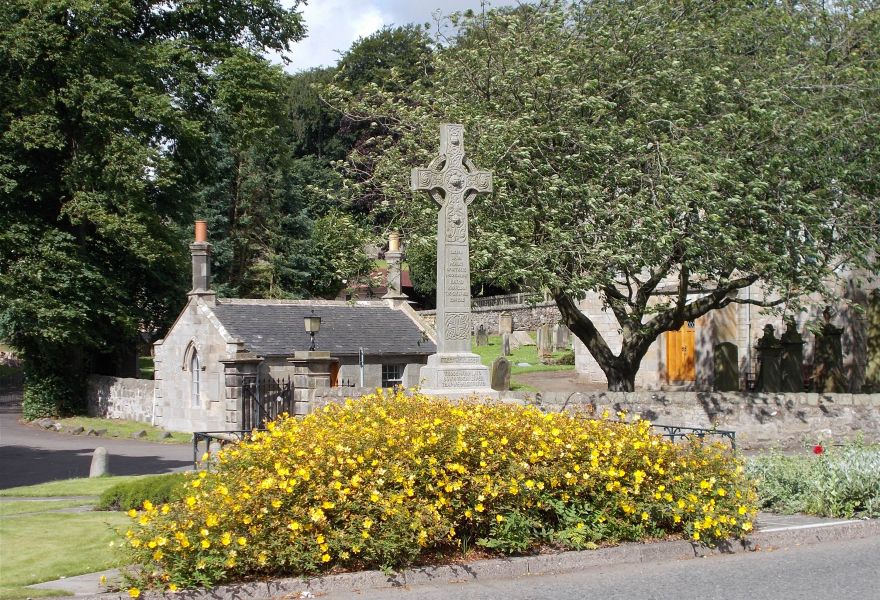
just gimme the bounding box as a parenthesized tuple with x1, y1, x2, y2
(97, 473, 187, 511)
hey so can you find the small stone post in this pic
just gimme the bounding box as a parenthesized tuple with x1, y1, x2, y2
(89, 447, 109, 478)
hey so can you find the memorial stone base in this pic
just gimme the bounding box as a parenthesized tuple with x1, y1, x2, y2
(418, 353, 497, 398)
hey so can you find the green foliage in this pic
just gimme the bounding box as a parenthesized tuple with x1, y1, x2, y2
(325, 0, 880, 390)
(747, 443, 880, 518)
(97, 473, 187, 512)
(307, 210, 377, 298)
(0, 0, 305, 413)
(337, 24, 434, 93)
(22, 370, 81, 420)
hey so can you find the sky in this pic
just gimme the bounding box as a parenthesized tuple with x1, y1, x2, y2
(278, 0, 493, 73)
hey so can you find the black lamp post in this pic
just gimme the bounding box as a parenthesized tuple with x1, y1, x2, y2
(304, 313, 321, 351)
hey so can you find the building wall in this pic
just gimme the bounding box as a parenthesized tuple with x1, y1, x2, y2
(153, 298, 234, 432)
(87, 376, 154, 424)
(574, 270, 878, 391)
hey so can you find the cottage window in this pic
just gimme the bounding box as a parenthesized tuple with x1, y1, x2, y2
(381, 363, 404, 388)
(190, 351, 200, 407)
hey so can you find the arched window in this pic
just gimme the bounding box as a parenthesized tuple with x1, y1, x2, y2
(190, 351, 200, 407)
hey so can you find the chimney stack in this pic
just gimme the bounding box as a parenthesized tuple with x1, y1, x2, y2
(189, 220, 215, 303)
(383, 232, 407, 300)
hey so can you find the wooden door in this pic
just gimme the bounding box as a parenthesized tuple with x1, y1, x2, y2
(329, 360, 340, 387)
(667, 321, 696, 382)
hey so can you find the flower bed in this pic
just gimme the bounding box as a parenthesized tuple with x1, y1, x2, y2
(747, 441, 880, 518)
(123, 391, 757, 591)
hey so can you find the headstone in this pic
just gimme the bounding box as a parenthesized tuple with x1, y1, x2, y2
(713, 342, 739, 392)
(89, 447, 108, 478)
(553, 323, 570, 351)
(755, 324, 783, 392)
(413, 124, 494, 393)
(538, 323, 553, 358)
(812, 308, 846, 393)
(501, 332, 511, 356)
(476, 324, 489, 347)
(512, 330, 535, 347)
(780, 320, 805, 393)
(490, 357, 511, 391)
(499, 311, 514, 335)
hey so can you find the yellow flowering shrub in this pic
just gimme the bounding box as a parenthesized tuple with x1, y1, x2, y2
(123, 391, 757, 590)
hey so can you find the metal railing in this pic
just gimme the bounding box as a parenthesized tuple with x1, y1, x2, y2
(648, 423, 737, 450)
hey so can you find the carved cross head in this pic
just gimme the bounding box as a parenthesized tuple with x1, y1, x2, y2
(411, 124, 493, 207)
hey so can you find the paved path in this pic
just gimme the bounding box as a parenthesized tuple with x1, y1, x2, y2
(316, 535, 880, 600)
(0, 412, 193, 489)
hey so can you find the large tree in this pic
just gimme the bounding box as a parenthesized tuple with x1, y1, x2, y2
(327, 0, 880, 390)
(0, 0, 305, 417)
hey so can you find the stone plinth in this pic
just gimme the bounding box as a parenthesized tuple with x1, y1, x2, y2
(289, 351, 335, 415)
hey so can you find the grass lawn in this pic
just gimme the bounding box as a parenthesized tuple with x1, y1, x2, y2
(0, 481, 129, 600)
(0, 475, 148, 498)
(55, 416, 191, 444)
(472, 334, 573, 390)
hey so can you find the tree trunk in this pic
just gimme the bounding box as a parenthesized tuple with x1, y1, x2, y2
(603, 365, 637, 392)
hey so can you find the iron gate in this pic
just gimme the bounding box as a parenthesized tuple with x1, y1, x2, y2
(241, 375, 293, 431)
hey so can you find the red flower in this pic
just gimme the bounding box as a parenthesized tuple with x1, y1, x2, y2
(813, 444, 824, 455)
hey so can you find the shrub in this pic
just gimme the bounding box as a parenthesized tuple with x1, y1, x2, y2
(122, 391, 757, 591)
(98, 473, 187, 511)
(747, 442, 880, 518)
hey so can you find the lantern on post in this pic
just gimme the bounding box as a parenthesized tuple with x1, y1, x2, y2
(304, 313, 321, 351)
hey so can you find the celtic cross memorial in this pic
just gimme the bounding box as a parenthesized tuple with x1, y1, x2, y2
(412, 123, 494, 392)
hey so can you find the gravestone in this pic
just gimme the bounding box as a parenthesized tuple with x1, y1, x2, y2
(501, 332, 511, 356)
(713, 342, 739, 392)
(538, 323, 553, 359)
(490, 356, 511, 391)
(499, 311, 514, 335)
(476, 324, 489, 347)
(755, 324, 783, 392)
(511, 330, 535, 348)
(780, 320, 804, 393)
(553, 323, 570, 351)
(413, 124, 494, 393)
(813, 309, 846, 393)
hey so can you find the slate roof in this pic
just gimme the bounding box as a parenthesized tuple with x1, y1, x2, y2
(211, 301, 436, 357)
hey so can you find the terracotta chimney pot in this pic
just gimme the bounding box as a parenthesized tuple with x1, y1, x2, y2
(194, 220, 208, 243)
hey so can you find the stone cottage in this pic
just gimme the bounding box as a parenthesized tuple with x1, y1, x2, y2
(153, 222, 436, 432)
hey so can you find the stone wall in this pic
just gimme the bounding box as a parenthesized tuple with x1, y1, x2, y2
(307, 387, 880, 451)
(87, 375, 155, 424)
(419, 302, 562, 335)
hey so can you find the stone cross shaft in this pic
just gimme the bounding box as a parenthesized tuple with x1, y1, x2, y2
(412, 124, 492, 354)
